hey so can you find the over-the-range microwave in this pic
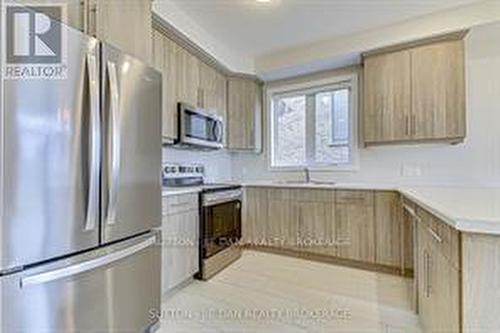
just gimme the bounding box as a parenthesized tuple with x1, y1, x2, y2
(176, 102, 224, 149)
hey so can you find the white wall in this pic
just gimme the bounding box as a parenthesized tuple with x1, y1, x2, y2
(162, 147, 233, 183)
(152, 0, 255, 74)
(257, 0, 500, 80)
(231, 21, 500, 187)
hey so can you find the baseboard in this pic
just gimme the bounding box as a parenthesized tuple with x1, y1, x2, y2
(242, 245, 414, 278)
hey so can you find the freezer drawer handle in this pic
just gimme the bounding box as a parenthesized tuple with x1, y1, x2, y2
(20, 236, 156, 288)
(106, 61, 121, 225)
(85, 53, 100, 231)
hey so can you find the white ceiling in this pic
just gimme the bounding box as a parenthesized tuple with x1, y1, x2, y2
(165, 0, 477, 58)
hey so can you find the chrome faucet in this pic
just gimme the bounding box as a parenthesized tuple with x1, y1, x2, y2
(304, 167, 310, 183)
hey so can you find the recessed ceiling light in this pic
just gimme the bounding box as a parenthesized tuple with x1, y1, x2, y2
(256, 0, 271, 3)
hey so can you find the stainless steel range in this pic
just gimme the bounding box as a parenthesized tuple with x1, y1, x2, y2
(163, 164, 242, 280)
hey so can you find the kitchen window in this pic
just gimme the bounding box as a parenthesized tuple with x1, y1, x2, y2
(269, 76, 357, 170)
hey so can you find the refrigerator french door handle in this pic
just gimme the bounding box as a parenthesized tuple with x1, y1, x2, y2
(85, 53, 100, 231)
(106, 61, 121, 225)
(20, 236, 157, 288)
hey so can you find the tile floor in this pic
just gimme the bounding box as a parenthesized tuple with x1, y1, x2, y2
(158, 250, 421, 333)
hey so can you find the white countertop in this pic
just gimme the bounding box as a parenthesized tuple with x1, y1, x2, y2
(162, 187, 202, 197)
(241, 181, 500, 235)
(400, 186, 500, 235)
(242, 181, 396, 191)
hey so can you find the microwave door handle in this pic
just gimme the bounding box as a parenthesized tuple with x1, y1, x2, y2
(20, 236, 157, 288)
(106, 61, 121, 225)
(213, 122, 223, 143)
(84, 53, 100, 231)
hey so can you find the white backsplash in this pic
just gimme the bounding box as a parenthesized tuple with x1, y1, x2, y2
(231, 22, 500, 187)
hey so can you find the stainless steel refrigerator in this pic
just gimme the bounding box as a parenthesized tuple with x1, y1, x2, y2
(0, 15, 162, 333)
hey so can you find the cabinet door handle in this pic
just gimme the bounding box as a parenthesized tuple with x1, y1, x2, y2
(405, 115, 410, 136)
(424, 250, 432, 297)
(411, 114, 417, 136)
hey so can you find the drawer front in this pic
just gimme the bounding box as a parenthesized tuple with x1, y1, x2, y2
(336, 190, 374, 206)
(417, 207, 460, 269)
(163, 193, 199, 216)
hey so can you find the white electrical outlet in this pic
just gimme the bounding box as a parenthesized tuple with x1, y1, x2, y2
(401, 164, 422, 177)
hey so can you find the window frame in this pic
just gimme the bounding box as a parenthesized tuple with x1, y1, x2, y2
(267, 73, 359, 172)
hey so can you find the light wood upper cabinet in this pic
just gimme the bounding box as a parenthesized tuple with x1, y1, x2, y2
(198, 63, 227, 134)
(198, 62, 217, 110)
(411, 40, 466, 141)
(363, 50, 411, 143)
(92, 0, 152, 64)
(152, 28, 227, 143)
(152, 29, 178, 141)
(15, 0, 152, 63)
(214, 72, 228, 119)
(175, 47, 200, 108)
(362, 34, 466, 146)
(227, 77, 263, 151)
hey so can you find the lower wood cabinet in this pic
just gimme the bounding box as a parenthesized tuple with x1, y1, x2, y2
(242, 187, 269, 244)
(374, 191, 403, 268)
(243, 187, 405, 271)
(298, 200, 336, 256)
(268, 195, 298, 251)
(416, 209, 460, 332)
(335, 190, 375, 263)
(161, 194, 199, 294)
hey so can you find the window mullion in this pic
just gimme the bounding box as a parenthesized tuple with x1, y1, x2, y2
(305, 94, 315, 167)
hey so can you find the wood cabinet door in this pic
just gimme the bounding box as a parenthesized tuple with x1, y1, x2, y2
(227, 78, 248, 149)
(242, 188, 268, 246)
(227, 78, 260, 150)
(152, 30, 178, 141)
(432, 250, 460, 332)
(175, 47, 199, 107)
(374, 192, 402, 267)
(162, 37, 179, 141)
(298, 201, 336, 256)
(268, 199, 298, 250)
(363, 50, 411, 144)
(162, 210, 199, 293)
(335, 191, 375, 262)
(411, 40, 466, 141)
(401, 199, 416, 273)
(214, 72, 227, 119)
(95, 0, 152, 64)
(198, 62, 217, 110)
(416, 221, 432, 330)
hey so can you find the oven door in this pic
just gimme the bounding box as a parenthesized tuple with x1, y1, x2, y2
(202, 200, 241, 258)
(179, 103, 223, 149)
